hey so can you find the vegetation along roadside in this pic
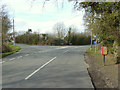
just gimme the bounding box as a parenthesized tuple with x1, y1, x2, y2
(85, 46, 119, 89)
(1, 44, 21, 58)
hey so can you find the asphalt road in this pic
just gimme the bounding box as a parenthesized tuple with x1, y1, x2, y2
(2, 44, 94, 88)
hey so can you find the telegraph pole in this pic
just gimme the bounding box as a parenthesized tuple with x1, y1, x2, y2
(91, 13, 94, 50)
(91, 28, 93, 49)
(13, 18, 15, 46)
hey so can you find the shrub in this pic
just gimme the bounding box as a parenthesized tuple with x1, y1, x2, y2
(2, 43, 12, 53)
(108, 47, 114, 54)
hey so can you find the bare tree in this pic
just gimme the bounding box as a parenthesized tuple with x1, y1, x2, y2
(53, 22, 66, 40)
(0, 5, 12, 53)
(1, 5, 12, 43)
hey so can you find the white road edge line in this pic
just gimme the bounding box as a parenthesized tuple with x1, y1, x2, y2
(9, 58, 15, 61)
(25, 56, 57, 80)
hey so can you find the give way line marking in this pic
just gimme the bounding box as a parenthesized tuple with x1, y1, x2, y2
(0, 61, 5, 64)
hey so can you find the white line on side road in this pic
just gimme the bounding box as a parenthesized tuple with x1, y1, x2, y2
(25, 54, 29, 56)
(39, 51, 46, 53)
(0, 61, 5, 64)
(9, 58, 15, 61)
(63, 50, 69, 53)
(25, 57, 57, 80)
(17, 56, 22, 59)
(16, 52, 20, 54)
(2, 61, 5, 63)
(56, 47, 68, 50)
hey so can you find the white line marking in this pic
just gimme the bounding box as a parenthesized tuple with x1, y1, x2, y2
(25, 54, 29, 56)
(39, 51, 47, 53)
(56, 47, 68, 50)
(2, 61, 5, 63)
(25, 57, 57, 80)
(10, 58, 15, 61)
(0, 61, 5, 64)
(61, 47, 67, 49)
(20, 56, 22, 58)
(17, 56, 22, 59)
(63, 50, 69, 53)
(16, 52, 20, 54)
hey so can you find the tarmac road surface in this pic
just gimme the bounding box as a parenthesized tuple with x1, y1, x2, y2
(2, 44, 94, 88)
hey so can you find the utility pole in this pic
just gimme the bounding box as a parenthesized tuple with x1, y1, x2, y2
(91, 13, 94, 50)
(13, 18, 15, 46)
(91, 28, 93, 49)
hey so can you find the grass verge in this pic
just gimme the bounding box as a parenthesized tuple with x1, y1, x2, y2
(86, 46, 118, 88)
(1, 45, 21, 58)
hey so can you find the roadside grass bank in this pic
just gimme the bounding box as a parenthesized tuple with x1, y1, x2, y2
(0, 44, 21, 58)
(85, 46, 118, 89)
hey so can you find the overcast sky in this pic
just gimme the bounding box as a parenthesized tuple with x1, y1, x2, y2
(1, 0, 85, 34)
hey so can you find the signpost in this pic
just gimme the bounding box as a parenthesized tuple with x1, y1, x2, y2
(101, 46, 107, 66)
(91, 28, 93, 49)
(94, 40, 97, 53)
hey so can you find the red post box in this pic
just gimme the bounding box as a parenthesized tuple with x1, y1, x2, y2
(101, 46, 107, 55)
(101, 46, 107, 66)
(101, 46, 104, 55)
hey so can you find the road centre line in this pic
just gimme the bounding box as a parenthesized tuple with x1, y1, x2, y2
(9, 58, 15, 61)
(25, 57, 57, 80)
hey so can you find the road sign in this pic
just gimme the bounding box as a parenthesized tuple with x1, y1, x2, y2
(94, 41, 96, 44)
(96, 40, 97, 43)
(94, 41, 97, 53)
